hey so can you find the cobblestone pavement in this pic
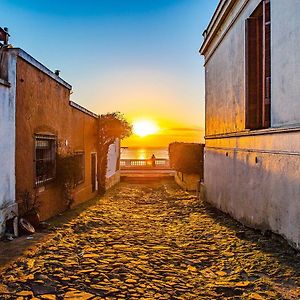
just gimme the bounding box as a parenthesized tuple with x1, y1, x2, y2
(1, 180, 300, 300)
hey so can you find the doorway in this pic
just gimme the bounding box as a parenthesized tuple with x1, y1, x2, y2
(91, 153, 97, 192)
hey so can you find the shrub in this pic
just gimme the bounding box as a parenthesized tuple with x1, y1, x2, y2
(169, 142, 204, 175)
(56, 154, 83, 208)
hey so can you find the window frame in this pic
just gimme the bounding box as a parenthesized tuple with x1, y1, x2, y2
(74, 151, 85, 185)
(245, 0, 271, 130)
(34, 134, 56, 186)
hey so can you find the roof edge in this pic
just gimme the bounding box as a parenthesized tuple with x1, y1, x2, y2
(200, 0, 237, 55)
(14, 48, 72, 90)
(69, 101, 99, 119)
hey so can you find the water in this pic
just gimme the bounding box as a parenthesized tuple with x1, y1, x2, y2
(121, 147, 169, 160)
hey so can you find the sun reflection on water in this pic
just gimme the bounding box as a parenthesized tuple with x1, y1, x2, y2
(137, 148, 147, 160)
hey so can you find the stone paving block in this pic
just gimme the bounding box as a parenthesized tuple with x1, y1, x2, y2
(0, 180, 300, 299)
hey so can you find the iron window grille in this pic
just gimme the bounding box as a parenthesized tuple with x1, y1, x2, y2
(35, 135, 56, 186)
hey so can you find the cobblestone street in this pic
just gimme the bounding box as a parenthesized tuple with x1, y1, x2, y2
(1, 180, 300, 299)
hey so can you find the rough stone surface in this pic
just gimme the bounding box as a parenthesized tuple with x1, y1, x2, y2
(1, 180, 300, 299)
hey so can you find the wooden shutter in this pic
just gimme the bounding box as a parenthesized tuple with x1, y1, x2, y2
(245, 17, 262, 129)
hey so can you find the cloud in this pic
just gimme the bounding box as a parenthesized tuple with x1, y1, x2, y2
(167, 127, 204, 132)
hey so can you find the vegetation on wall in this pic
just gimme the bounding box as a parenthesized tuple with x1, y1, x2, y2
(17, 190, 39, 215)
(17, 190, 40, 224)
(56, 153, 83, 208)
(169, 142, 204, 175)
(98, 112, 132, 192)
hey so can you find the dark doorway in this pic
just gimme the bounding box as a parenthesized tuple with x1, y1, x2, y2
(91, 153, 97, 192)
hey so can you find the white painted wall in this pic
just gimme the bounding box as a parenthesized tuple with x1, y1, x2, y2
(205, 131, 300, 248)
(205, 0, 300, 133)
(204, 0, 261, 136)
(0, 50, 17, 235)
(106, 139, 120, 178)
(271, 0, 300, 127)
(202, 0, 300, 248)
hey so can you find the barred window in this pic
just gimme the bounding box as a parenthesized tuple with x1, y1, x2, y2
(35, 135, 56, 185)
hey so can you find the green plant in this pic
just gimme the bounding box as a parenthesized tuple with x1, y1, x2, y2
(19, 190, 40, 215)
(56, 154, 83, 208)
(169, 142, 204, 175)
(17, 190, 41, 228)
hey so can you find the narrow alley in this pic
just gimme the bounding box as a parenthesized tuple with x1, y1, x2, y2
(1, 180, 300, 300)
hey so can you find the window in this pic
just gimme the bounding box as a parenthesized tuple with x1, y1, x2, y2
(245, 0, 271, 129)
(74, 152, 85, 184)
(35, 135, 56, 185)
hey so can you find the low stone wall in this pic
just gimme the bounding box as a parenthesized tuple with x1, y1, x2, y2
(105, 171, 121, 190)
(175, 171, 200, 191)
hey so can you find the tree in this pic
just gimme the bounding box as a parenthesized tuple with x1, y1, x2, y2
(98, 112, 132, 191)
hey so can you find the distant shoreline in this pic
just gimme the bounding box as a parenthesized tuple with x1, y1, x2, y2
(121, 147, 169, 160)
(121, 146, 168, 149)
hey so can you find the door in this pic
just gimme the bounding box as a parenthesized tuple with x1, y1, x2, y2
(91, 153, 97, 192)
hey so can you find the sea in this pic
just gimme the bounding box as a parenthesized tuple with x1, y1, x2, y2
(121, 147, 169, 160)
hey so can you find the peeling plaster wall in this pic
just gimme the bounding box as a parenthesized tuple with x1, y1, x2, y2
(0, 51, 18, 235)
(202, 0, 300, 248)
(15, 55, 99, 220)
(106, 139, 120, 189)
(205, 132, 300, 248)
(204, 0, 300, 134)
(204, 0, 261, 136)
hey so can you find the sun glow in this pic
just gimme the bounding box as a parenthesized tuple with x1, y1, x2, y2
(133, 120, 159, 137)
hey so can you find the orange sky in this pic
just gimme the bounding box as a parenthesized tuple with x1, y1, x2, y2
(122, 116, 204, 147)
(123, 128, 204, 147)
(85, 68, 205, 147)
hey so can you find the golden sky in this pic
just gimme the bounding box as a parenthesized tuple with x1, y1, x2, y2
(122, 117, 204, 147)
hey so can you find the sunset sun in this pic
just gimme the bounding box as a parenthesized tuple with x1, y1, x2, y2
(133, 120, 158, 137)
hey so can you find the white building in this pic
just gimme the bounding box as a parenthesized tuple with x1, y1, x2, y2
(106, 139, 121, 190)
(0, 47, 17, 234)
(201, 0, 300, 248)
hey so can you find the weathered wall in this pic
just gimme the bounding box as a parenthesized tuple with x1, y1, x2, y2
(106, 139, 120, 178)
(0, 50, 18, 235)
(15, 55, 98, 221)
(205, 138, 300, 248)
(271, 0, 300, 127)
(205, 0, 300, 134)
(202, 0, 300, 248)
(105, 139, 120, 190)
(105, 172, 121, 190)
(204, 0, 261, 136)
